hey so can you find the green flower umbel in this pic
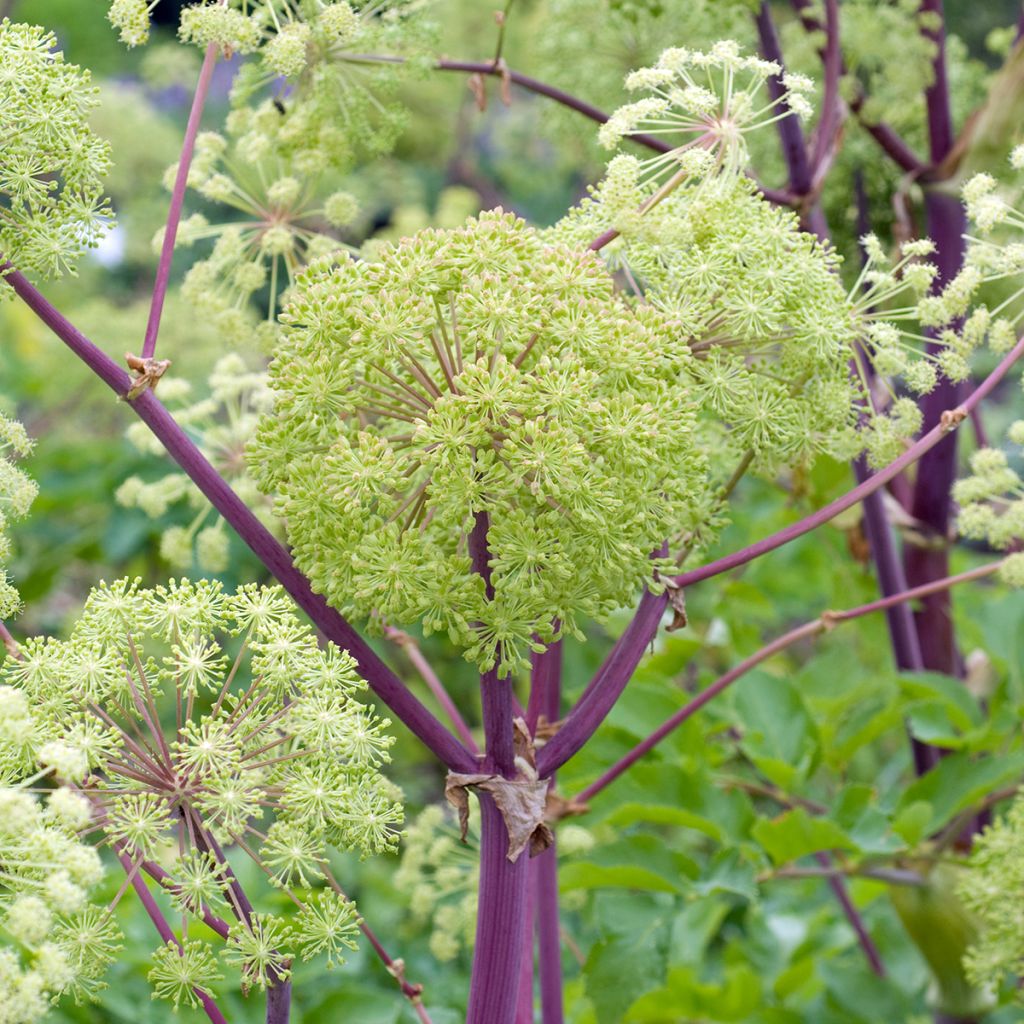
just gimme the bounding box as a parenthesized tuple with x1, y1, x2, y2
(250, 210, 706, 673)
(0, 20, 112, 288)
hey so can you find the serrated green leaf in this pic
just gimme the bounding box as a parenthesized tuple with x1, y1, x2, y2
(897, 751, 1024, 834)
(733, 672, 820, 789)
(751, 808, 854, 866)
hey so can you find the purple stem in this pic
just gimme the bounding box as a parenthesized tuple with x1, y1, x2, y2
(116, 852, 229, 1024)
(467, 516, 529, 1024)
(4, 268, 477, 774)
(535, 845, 563, 1024)
(788, 0, 925, 174)
(755, 3, 813, 197)
(534, 642, 564, 1024)
(526, 637, 562, 732)
(267, 978, 293, 1024)
(142, 42, 218, 360)
(921, 0, 956, 165)
(906, 191, 967, 678)
(515, 868, 536, 1024)
(811, 0, 842, 173)
(906, 1, 966, 682)
(466, 796, 531, 1024)
(815, 851, 887, 977)
(537, 585, 666, 778)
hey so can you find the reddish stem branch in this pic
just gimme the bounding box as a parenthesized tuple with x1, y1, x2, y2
(574, 560, 1002, 804)
(384, 623, 479, 754)
(673, 330, 1024, 592)
(115, 851, 229, 1024)
(4, 267, 476, 774)
(815, 851, 887, 976)
(142, 42, 218, 361)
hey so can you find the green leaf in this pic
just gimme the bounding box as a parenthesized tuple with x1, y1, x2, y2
(732, 671, 820, 789)
(751, 807, 855, 866)
(692, 848, 759, 902)
(584, 909, 670, 1024)
(898, 672, 983, 729)
(897, 751, 1024, 834)
(560, 862, 683, 894)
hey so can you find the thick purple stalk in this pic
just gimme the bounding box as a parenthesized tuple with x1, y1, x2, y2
(467, 514, 529, 1024)
(921, 0, 955, 165)
(4, 269, 476, 773)
(267, 979, 292, 1024)
(467, 796, 531, 1024)
(755, 3, 813, 197)
(537, 585, 666, 778)
(515, 869, 536, 1024)
(904, 1, 966, 682)
(906, 191, 967, 676)
(116, 852, 229, 1024)
(535, 846, 563, 1024)
(533, 642, 564, 1024)
(142, 42, 218, 360)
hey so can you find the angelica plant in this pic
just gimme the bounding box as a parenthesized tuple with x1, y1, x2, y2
(250, 210, 707, 673)
(0, 578, 399, 1007)
(10, 3, 1024, 1024)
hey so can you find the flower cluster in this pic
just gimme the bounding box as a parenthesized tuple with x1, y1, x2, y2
(0, 578, 400, 1003)
(954, 439, 1024, 582)
(556, 43, 1004, 475)
(598, 41, 813, 181)
(963, 162, 1024, 326)
(959, 790, 1024, 994)
(194, 0, 429, 173)
(250, 210, 707, 673)
(0, 415, 37, 621)
(554, 166, 865, 474)
(117, 355, 280, 572)
(0, 20, 111, 290)
(0, 695, 116, 1019)
(167, 130, 359, 337)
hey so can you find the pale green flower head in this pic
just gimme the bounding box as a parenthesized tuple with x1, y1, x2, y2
(0, 695, 117, 1017)
(960, 790, 1024, 993)
(250, 210, 707, 673)
(0, 21, 112, 290)
(599, 42, 813, 181)
(0, 578, 399, 1002)
(555, 169, 866, 474)
(954, 427, 1024, 557)
(0, 414, 37, 620)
